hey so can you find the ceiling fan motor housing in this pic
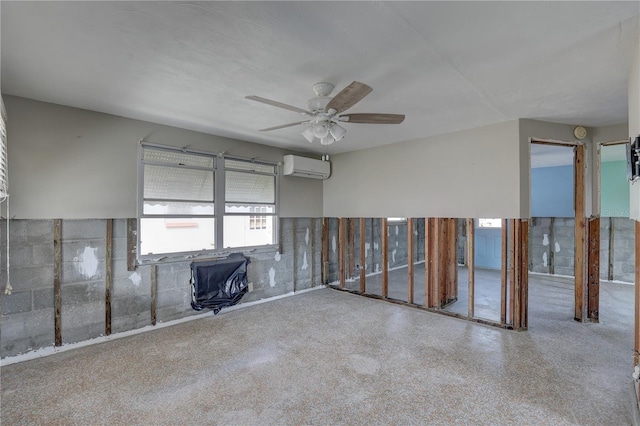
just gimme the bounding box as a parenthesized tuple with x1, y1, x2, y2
(306, 96, 332, 113)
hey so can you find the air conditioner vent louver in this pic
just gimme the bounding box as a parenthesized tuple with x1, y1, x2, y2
(283, 155, 330, 180)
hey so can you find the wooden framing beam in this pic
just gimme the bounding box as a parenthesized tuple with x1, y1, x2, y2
(635, 220, 640, 366)
(126, 218, 137, 271)
(381, 218, 389, 298)
(150, 264, 157, 326)
(588, 217, 600, 323)
(608, 217, 614, 281)
(292, 218, 298, 292)
(467, 218, 475, 318)
(322, 218, 329, 285)
(512, 220, 521, 329)
(574, 144, 588, 322)
(339, 218, 346, 288)
(348, 219, 355, 279)
(446, 218, 458, 303)
(105, 219, 113, 336)
(53, 219, 62, 347)
(407, 218, 414, 304)
(508, 219, 516, 326)
(500, 219, 508, 325)
(425, 218, 433, 308)
(549, 217, 555, 275)
(359, 218, 366, 293)
(518, 220, 529, 330)
(438, 219, 448, 306)
(310, 218, 316, 288)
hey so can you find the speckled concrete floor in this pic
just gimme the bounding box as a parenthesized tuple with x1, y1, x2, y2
(1, 280, 636, 425)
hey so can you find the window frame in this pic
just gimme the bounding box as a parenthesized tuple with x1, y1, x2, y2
(137, 142, 279, 262)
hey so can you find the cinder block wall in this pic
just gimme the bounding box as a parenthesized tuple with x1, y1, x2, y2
(529, 217, 634, 283)
(0, 217, 323, 358)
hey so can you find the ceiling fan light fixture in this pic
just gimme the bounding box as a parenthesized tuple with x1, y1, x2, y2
(329, 123, 346, 141)
(301, 126, 315, 143)
(312, 123, 329, 139)
(320, 135, 334, 145)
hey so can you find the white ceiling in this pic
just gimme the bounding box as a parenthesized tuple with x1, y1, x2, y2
(2, 1, 639, 155)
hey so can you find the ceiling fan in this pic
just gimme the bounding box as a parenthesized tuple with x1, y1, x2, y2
(245, 81, 405, 145)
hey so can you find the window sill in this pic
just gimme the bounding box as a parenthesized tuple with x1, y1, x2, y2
(136, 244, 279, 266)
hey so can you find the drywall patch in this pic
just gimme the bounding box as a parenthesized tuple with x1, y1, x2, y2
(543, 252, 548, 267)
(74, 247, 99, 279)
(543, 234, 549, 246)
(555, 242, 561, 252)
(392, 249, 397, 263)
(301, 252, 309, 270)
(374, 242, 379, 251)
(268, 267, 276, 287)
(332, 236, 336, 253)
(305, 228, 309, 245)
(274, 251, 281, 262)
(365, 242, 370, 258)
(129, 272, 141, 287)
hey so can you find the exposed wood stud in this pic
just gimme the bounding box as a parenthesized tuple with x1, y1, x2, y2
(150, 264, 157, 326)
(447, 218, 458, 302)
(126, 218, 137, 271)
(359, 218, 366, 293)
(105, 219, 113, 336)
(438, 219, 447, 306)
(574, 144, 587, 322)
(608, 217, 614, 282)
(425, 218, 432, 308)
(634, 220, 640, 366)
(339, 218, 346, 289)
(512, 220, 521, 329)
(519, 220, 529, 330)
(53, 219, 62, 347)
(407, 218, 415, 304)
(278, 217, 284, 255)
(322, 218, 329, 285)
(348, 219, 355, 279)
(381, 218, 389, 298)
(508, 219, 516, 326)
(500, 219, 508, 325)
(588, 217, 600, 323)
(310, 218, 316, 288)
(467, 218, 475, 318)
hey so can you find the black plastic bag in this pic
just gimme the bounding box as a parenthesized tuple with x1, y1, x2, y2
(190, 253, 250, 314)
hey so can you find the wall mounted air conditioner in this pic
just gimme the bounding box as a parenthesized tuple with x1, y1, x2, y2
(283, 155, 330, 179)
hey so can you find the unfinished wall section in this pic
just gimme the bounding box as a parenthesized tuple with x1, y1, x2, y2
(529, 217, 634, 283)
(0, 217, 323, 359)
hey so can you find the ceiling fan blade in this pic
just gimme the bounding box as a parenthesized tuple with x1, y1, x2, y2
(245, 95, 310, 115)
(259, 121, 309, 132)
(339, 113, 405, 124)
(325, 81, 373, 114)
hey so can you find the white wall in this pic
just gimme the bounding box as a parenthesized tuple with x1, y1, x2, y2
(323, 120, 525, 218)
(4, 96, 322, 219)
(630, 32, 640, 222)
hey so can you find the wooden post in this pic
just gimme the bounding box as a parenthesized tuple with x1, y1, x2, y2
(519, 220, 529, 330)
(322, 218, 329, 285)
(349, 219, 355, 279)
(549, 217, 555, 275)
(588, 217, 600, 322)
(292, 218, 298, 292)
(105, 219, 113, 336)
(339, 218, 346, 289)
(381, 218, 389, 298)
(608, 217, 614, 281)
(439, 219, 448, 306)
(408, 218, 414, 304)
(508, 219, 516, 325)
(150, 264, 157, 326)
(634, 221, 640, 366)
(467, 218, 475, 318)
(500, 219, 508, 325)
(53, 219, 62, 347)
(425, 218, 432, 308)
(126, 218, 137, 271)
(359, 218, 366, 293)
(512, 220, 521, 329)
(447, 218, 458, 302)
(574, 144, 588, 322)
(310, 218, 316, 287)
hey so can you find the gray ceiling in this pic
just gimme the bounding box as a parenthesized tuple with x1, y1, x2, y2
(2, 1, 639, 155)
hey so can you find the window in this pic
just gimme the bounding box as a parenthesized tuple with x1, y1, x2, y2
(138, 143, 278, 258)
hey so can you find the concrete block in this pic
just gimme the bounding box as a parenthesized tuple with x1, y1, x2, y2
(62, 240, 105, 265)
(1, 290, 32, 315)
(61, 301, 105, 344)
(113, 267, 150, 297)
(112, 237, 128, 261)
(33, 287, 54, 310)
(26, 220, 54, 243)
(113, 312, 151, 334)
(61, 281, 105, 306)
(555, 266, 575, 277)
(61, 258, 105, 284)
(112, 219, 129, 239)
(0, 308, 55, 357)
(32, 243, 54, 266)
(113, 294, 151, 317)
(7, 244, 34, 269)
(9, 265, 54, 291)
(157, 287, 190, 309)
(61, 219, 105, 241)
